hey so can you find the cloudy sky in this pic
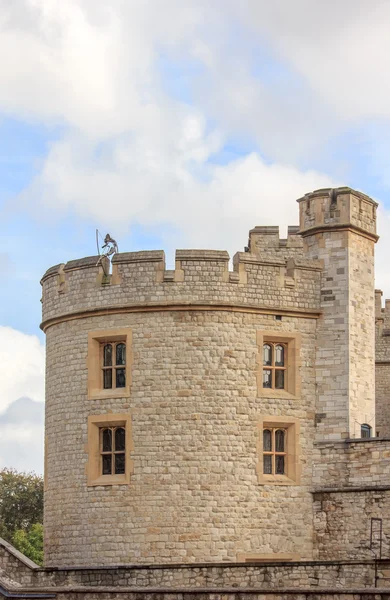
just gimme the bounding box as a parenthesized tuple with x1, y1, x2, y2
(2, 0, 390, 474)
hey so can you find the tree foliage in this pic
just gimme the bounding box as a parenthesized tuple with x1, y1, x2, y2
(0, 468, 44, 564)
(12, 523, 43, 565)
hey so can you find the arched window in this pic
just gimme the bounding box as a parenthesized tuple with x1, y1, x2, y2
(361, 424, 372, 438)
(102, 341, 126, 390)
(263, 427, 286, 475)
(100, 426, 126, 475)
(263, 343, 286, 390)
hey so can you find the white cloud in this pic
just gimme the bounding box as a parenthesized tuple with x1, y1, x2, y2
(0, 329, 45, 473)
(0, 327, 45, 414)
(0, 397, 44, 474)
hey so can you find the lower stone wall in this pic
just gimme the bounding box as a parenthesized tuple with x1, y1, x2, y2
(313, 489, 390, 560)
(22, 591, 390, 600)
(376, 363, 390, 437)
(313, 439, 390, 489)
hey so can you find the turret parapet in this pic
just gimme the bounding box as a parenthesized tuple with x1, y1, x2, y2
(40, 233, 323, 329)
(112, 250, 165, 264)
(298, 187, 378, 240)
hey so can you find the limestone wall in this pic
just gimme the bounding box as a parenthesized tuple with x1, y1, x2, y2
(0, 538, 380, 591)
(375, 292, 390, 437)
(312, 439, 390, 489)
(40, 248, 321, 328)
(44, 310, 316, 567)
(313, 489, 390, 561)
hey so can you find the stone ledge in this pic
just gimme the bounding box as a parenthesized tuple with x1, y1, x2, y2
(176, 249, 230, 262)
(112, 251, 165, 264)
(312, 486, 390, 494)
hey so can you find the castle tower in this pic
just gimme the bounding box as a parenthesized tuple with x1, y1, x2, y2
(298, 187, 378, 440)
(41, 234, 323, 567)
(41, 186, 378, 569)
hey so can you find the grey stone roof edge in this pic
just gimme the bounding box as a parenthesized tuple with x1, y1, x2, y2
(0, 537, 40, 570)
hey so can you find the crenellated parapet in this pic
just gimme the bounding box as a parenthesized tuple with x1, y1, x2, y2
(40, 235, 323, 330)
(247, 225, 304, 261)
(375, 289, 390, 436)
(298, 186, 378, 241)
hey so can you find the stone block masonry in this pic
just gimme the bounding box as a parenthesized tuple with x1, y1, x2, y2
(37, 186, 390, 574)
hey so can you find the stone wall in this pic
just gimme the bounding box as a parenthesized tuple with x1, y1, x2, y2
(376, 292, 390, 437)
(44, 310, 317, 567)
(312, 439, 390, 489)
(40, 247, 322, 329)
(0, 539, 380, 590)
(313, 488, 390, 561)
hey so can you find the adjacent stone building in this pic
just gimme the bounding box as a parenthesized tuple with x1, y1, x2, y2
(2, 186, 390, 600)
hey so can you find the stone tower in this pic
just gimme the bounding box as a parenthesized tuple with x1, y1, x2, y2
(298, 187, 378, 440)
(41, 186, 378, 569)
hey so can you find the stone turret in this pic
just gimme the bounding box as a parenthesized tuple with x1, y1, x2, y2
(298, 187, 378, 440)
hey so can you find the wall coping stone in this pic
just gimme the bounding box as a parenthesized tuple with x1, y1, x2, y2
(0, 537, 40, 570)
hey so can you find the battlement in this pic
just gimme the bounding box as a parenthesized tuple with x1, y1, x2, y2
(247, 225, 303, 261)
(298, 187, 378, 240)
(40, 240, 323, 329)
(375, 289, 390, 328)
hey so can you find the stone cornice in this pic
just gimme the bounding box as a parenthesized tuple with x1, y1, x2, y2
(299, 223, 379, 242)
(40, 302, 321, 332)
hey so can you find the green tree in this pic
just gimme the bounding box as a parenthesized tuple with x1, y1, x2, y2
(12, 523, 43, 565)
(0, 468, 43, 545)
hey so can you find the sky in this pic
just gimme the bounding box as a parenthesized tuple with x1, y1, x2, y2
(1, 0, 390, 475)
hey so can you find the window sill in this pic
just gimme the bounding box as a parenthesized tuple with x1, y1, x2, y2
(258, 474, 297, 486)
(88, 387, 131, 400)
(88, 474, 130, 487)
(258, 389, 299, 400)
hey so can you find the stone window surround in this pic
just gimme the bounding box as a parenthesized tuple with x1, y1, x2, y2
(87, 328, 132, 400)
(87, 413, 134, 486)
(256, 331, 301, 399)
(257, 416, 301, 486)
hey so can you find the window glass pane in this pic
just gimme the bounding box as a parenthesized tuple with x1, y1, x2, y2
(275, 369, 285, 389)
(115, 453, 125, 475)
(275, 345, 285, 366)
(263, 344, 272, 366)
(263, 369, 272, 388)
(116, 368, 126, 388)
(102, 454, 112, 475)
(263, 429, 272, 451)
(102, 428, 112, 452)
(276, 455, 285, 475)
(263, 454, 272, 474)
(275, 429, 285, 452)
(115, 427, 125, 451)
(103, 369, 112, 389)
(103, 344, 113, 366)
(116, 343, 126, 366)
(361, 424, 371, 438)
